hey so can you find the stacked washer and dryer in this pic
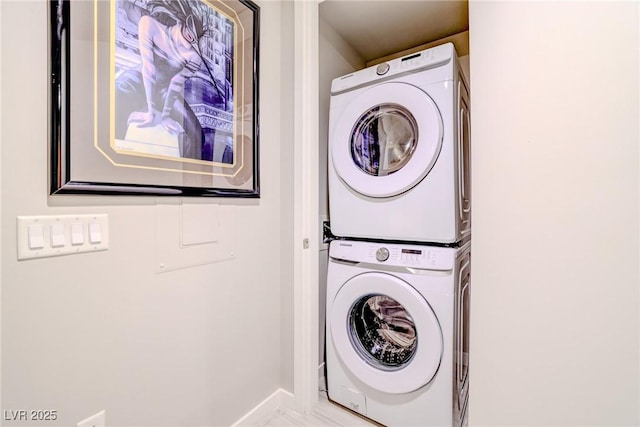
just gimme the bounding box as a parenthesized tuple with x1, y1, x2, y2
(325, 43, 471, 427)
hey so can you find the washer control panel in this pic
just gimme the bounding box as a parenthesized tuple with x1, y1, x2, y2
(330, 240, 454, 271)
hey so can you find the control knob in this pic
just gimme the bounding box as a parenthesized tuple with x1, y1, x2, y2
(376, 247, 390, 262)
(376, 63, 390, 76)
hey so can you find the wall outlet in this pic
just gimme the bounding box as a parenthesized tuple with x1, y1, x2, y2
(77, 410, 105, 427)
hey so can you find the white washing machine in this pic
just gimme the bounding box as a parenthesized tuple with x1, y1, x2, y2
(328, 43, 470, 244)
(326, 239, 470, 427)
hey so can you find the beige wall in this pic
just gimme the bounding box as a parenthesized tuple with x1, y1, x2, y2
(468, 1, 639, 425)
(0, 1, 292, 426)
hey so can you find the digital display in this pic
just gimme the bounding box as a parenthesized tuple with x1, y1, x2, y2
(401, 53, 421, 62)
(401, 249, 422, 255)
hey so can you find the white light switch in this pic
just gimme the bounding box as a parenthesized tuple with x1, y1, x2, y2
(51, 222, 65, 247)
(89, 222, 102, 244)
(28, 224, 45, 249)
(71, 223, 84, 246)
(17, 214, 109, 260)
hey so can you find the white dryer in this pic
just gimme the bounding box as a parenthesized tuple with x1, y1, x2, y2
(326, 239, 471, 427)
(328, 43, 470, 244)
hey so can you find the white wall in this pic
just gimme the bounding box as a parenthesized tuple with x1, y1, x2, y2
(279, 0, 295, 394)
(0, 0, 3, 415)
(468, 1, 639, 425)
(1, 1, 292, 426)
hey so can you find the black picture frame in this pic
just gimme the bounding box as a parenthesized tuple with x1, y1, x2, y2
(49, 0, 260, 197)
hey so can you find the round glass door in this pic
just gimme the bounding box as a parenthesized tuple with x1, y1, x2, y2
(331, 82, 443, 198)
(330, 272, 443, 394)
(349, 294, 417, 370)
(351, 104, 418, 177)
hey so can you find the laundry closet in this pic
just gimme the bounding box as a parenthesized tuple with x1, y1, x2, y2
(315, 2, 471, 425)
(300, 2, 639, 426)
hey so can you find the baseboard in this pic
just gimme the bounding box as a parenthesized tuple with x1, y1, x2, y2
(230, 388, 295, 427)
(230, 362, 327, 426)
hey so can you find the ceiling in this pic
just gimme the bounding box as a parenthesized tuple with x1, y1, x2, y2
(319, 0, 469, 63)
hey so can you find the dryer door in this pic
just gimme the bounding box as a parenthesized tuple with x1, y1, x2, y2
(330, 272, 443, 394)
(331, 82, 443, 198)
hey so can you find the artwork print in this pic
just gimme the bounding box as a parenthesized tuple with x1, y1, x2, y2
(49, 0, 259, 197)
(113, 0, 236, 164)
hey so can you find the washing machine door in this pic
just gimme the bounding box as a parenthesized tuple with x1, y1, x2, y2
(330, 272, 443, 394)
(331, 82, 443, 198)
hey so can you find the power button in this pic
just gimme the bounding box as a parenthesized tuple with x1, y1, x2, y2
(376, 247, 390, 262)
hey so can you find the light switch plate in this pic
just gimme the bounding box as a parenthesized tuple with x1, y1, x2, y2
(17, 214, 109, 260)
(77, 410, 105, 427)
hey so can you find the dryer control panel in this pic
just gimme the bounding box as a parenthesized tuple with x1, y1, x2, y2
(331, 42, 454, 95)
(330, 240, 454, 271)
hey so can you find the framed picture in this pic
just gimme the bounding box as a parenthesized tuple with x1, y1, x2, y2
(49, 0, 260, 197)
